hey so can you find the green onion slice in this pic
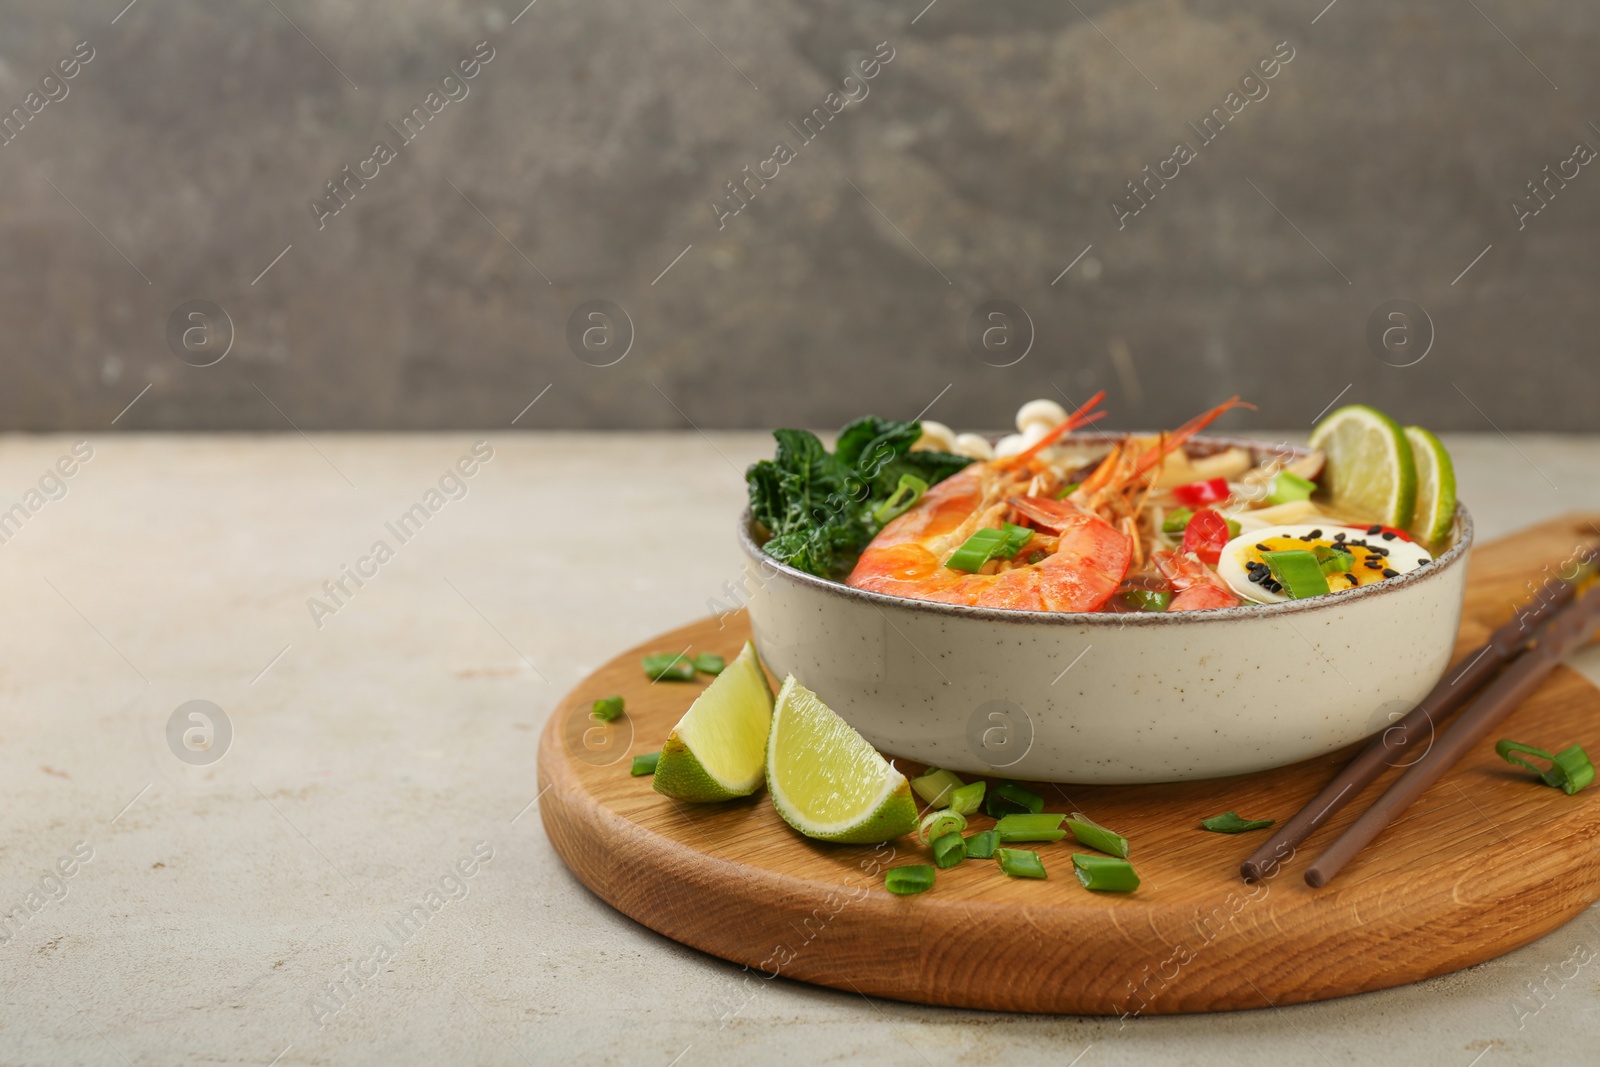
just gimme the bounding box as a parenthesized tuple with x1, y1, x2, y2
(1066, 812, 1130, 858)
(630, 752, 661, 776)
(963, 830, 999, 860)
(1261, 549, 1331, 599)
(884, 865, 936, 895)
(996, 848, 1047, 879)
(932, 831, 967, 869)
(1497, 740, 1596, 795)
(996, 522, 1034, 559)
(1057, 481, 1082, 500)
(946, 523, 1034, 572)
(994, 813, 1067, 841)
(985, 781, 1045, 818)
(946, 528, 1007, 572)
(917, 809, 968, 845)
(591, 695, 625, 722)
(1313, 544, 1355, 577)
(1200, 811, 1276, 833)
(1162, 507, 1195, 535)
(873, 473, 930, 525)
(1120, 588, 1172, 612)
(642, 653, 696, 681)
(947, 781, 986, 816)
(692, 652, 726, 675)
(1072, 853, 1140, 892)
(1267, 470, 1316, 506)
(910, 768, 965, 808)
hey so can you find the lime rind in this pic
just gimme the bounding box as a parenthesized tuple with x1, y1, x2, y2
(766, 675, 918, 844)
(1404, 425, 1457, 545)
(1308, 403, 1417, 528)
(652, 641, 774, 803)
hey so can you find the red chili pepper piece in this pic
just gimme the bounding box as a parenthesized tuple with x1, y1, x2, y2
(1171, 477, 1230, 506)
(1181, 509, 1232, 565)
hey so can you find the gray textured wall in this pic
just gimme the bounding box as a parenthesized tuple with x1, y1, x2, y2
(0, 0, 1594, 432)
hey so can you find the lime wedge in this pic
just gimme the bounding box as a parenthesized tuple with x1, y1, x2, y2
(766, 676, 917, 844)
(1308, 404, 1417, 527)
(1404, 426, 1456, 545)
(652, 641, 774, 803)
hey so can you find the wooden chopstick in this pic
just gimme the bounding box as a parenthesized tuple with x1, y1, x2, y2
(1239, 574, 1580, 882)
(1302, 581, 1600, 887)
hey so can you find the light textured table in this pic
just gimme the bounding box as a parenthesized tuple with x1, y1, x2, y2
(0, 431, 1597, 1067)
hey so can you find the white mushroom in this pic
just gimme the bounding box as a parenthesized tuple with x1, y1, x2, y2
(1015, 398, 1070, 433)
(952, 433, 996, 461)
(994, 433, 1029, 458)
(913, 419, 956, 452)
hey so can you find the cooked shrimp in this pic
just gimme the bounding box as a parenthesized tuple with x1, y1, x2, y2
(845, 470, 1132, 611)
(1154, 549, 1241, 611)
(846, 394, 1132, 612)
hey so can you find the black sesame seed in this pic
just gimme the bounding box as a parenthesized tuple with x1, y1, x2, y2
(1382, 568, 1399, 578)
(1381, 531, 1397, 540)
(1247, 570, 1264, 583)
(1308, 529, 1323, 539)
(1255, 543, 1271, 552)
(1367, 524, 1382, 535)
(1344, 572, 1357, 584)
(1333, 532, 1347, 541)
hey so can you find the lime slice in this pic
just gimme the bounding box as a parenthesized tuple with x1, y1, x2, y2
(1404, 426, 1456, 545)
(766, 676, 917, 844)
(652, 641, 774, 803)
(1307, 404, 1417, 527)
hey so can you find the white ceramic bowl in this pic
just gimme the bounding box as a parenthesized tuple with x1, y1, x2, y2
(738, 435, 1473, 784)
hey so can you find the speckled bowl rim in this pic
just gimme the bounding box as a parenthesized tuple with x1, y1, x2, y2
(737, 431, 1474, 626)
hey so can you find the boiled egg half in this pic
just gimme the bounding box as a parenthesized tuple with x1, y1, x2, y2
(1217, 524, 1433, 605)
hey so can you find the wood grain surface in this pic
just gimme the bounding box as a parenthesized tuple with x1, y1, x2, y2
(538, 514, 1600, 1014)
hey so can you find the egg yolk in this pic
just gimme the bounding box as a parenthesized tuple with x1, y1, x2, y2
(1245, 535, 1392, 592)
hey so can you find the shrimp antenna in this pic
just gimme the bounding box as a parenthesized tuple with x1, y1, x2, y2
(1128, 395, 1256, 479)
(1004, 390, 1108, 468)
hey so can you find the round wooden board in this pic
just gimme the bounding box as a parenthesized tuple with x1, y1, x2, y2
(538, 514, 1600, 1014)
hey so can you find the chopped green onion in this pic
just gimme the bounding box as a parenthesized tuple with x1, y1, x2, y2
(1056, 481, 1082, 500)
(873, 473, 930, 525)
(630, 752, 661, 776)
(692, 652, 726, 675)
(1261, 549, 1331, 599)
(999, 828, 1066, 844)
(1267, 470, 1317, 506)
(963, 830, 999, 859)
(1072, 853, 1140, 892)
(1120, 588, 1172, 612)
(1066, 812, 1130, 858)
(947, 781, 986, 816)
(946, 528, 1007, 572)
(931, 831, 966, 869)
(917, 809, 967, 845)
(994, 813, 1067, 843)
(1497, 740, 1596, 795)
(1200, 811, 1276, 833)
(1162, 507, 1195, 534)
(884, 865, 936, 895)
(996, 522, 1034, 559)
(642, 653, 696, 681)
(1313, 544, 1355, 576)
(591, 695, 625, 722)
(910, 767, 965, 808)
(947, 524, 1034, 572)
(996, 848, 1047, 879)
(985, 781, 1045, 818)
(1224, 516, 1242, 538)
